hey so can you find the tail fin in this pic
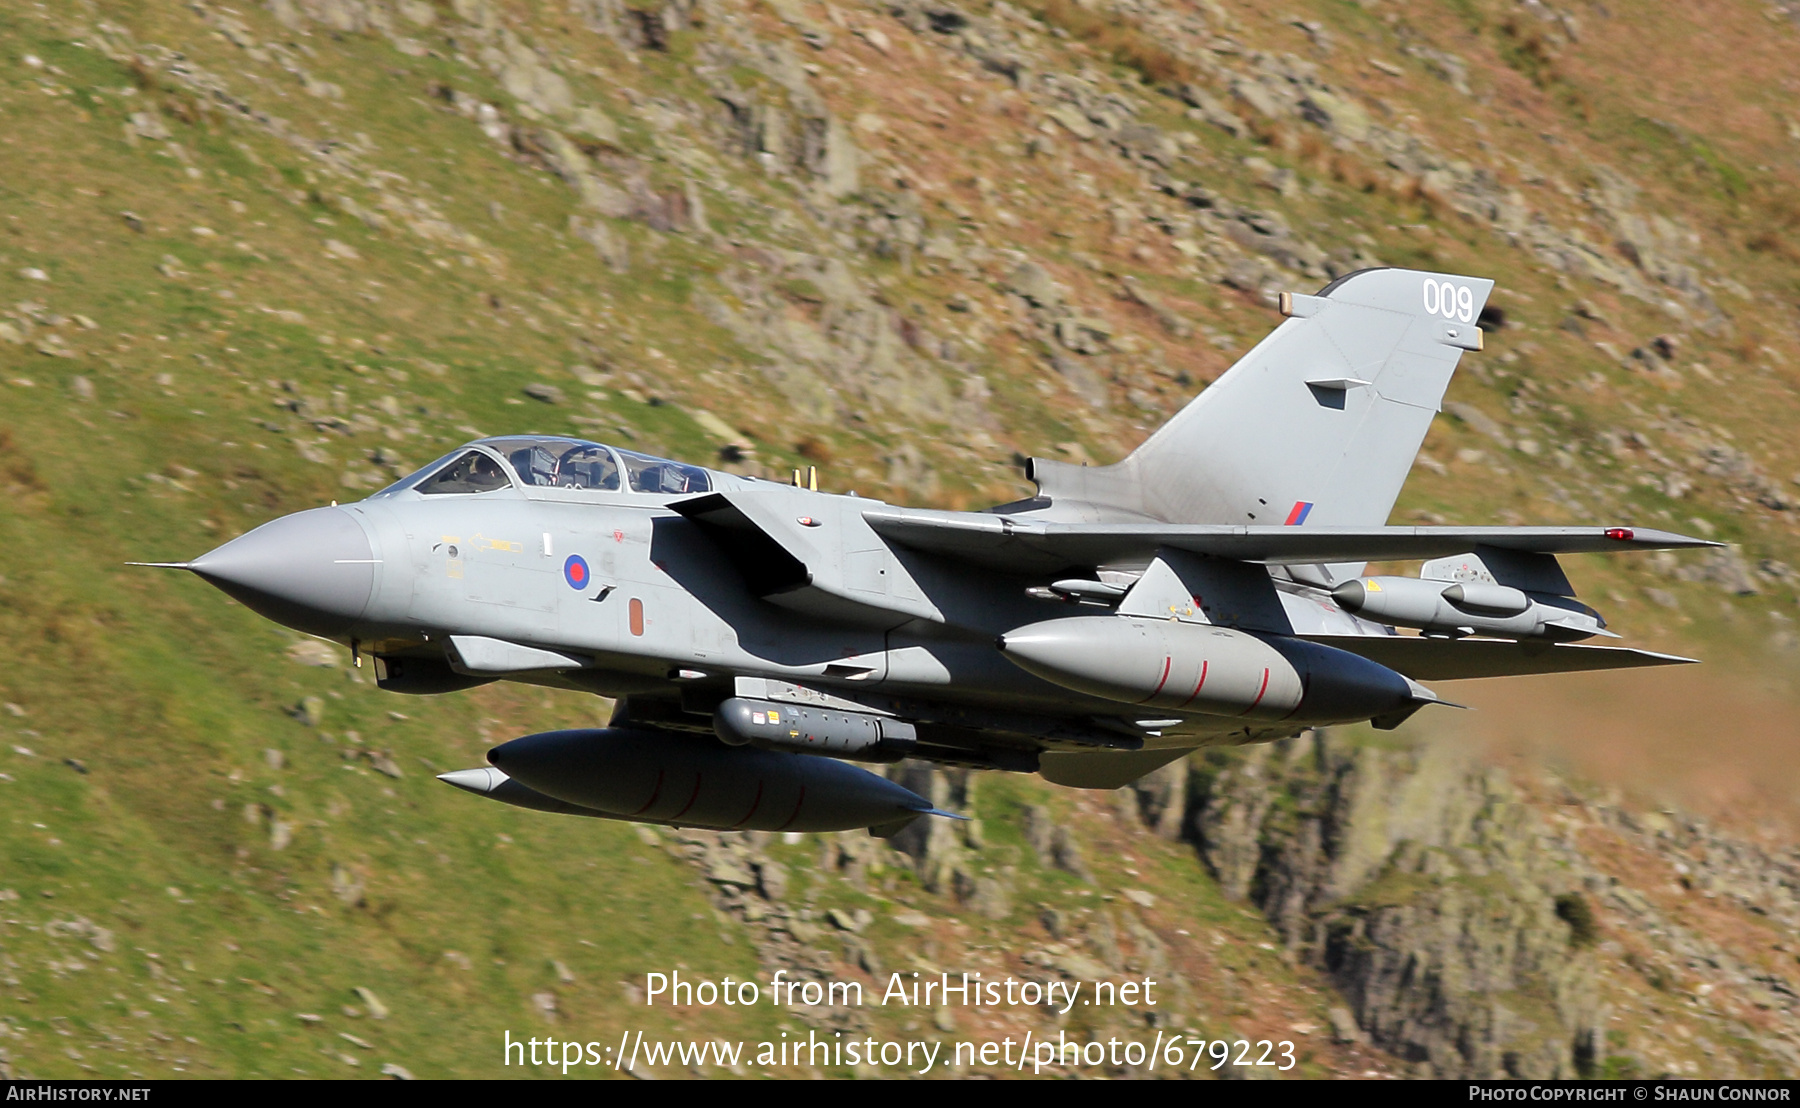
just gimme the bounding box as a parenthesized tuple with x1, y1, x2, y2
(1027, 268, 1492, 528)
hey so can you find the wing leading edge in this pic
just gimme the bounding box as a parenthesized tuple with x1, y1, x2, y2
(862, 506, 1719, 573)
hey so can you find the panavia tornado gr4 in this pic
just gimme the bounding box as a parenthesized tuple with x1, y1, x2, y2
(148, 268, 1715, 837)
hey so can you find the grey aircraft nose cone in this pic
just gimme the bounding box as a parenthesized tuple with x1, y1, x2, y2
(188, 507, 376, 637)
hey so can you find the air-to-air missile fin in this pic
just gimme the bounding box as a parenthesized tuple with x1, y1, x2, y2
(1298, 634, 1697, 681)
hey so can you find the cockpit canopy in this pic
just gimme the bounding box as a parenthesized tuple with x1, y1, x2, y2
(494, 438, 621, 491)
(383, 437, 713, 497)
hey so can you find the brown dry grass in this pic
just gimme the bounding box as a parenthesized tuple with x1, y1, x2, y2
(1031, 0, 1195, 86)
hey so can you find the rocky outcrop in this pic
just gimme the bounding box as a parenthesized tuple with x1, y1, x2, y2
(1189, 734, 1602, 1078)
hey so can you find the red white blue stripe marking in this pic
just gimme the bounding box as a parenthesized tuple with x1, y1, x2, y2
(1283, 501, 1314, 526)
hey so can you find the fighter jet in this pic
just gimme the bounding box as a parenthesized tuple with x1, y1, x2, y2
(145, 268, 1716, 836)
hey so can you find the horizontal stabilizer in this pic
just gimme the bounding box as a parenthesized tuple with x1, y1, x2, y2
(1300, 634, 1696, 681)
(863, 507, 1719, 574)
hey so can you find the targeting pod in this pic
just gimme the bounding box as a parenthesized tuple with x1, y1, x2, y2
(713, 698, 918, 762)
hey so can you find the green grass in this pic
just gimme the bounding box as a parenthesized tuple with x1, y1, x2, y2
(0, 0, 1796, 1079)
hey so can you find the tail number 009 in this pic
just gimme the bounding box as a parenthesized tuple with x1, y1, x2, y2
(1422, 278, 1474, 323)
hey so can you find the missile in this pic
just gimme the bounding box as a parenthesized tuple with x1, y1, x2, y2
(712, 697, 918, 762)
(486, 726, 947, 833)
(1048, 578, 1129, 603)
(997, 616, 1418, 724)
(1331, 576, 1608, 640)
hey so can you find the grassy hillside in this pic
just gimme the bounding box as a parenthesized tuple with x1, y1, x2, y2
(2, 0, 1798, 1078)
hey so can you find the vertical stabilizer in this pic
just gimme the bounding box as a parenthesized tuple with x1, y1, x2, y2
(1026, 268, 1491, 535)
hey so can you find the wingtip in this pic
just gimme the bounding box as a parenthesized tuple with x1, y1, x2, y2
(1619, 527, 1728, 549)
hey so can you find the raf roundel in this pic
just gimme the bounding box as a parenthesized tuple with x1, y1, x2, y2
(563, 554, 590, 590)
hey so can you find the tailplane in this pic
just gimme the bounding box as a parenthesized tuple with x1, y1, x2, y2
(1024, 268, 1492, 529)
